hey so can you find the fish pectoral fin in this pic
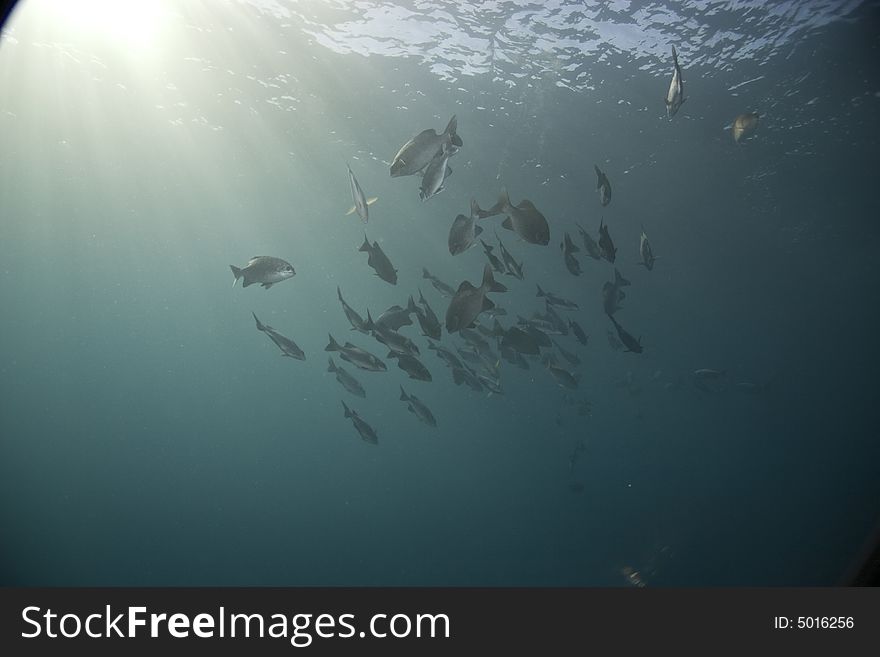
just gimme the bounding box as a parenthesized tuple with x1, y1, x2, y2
(367, 197, 379, 206)
(345, 205, 357, 216)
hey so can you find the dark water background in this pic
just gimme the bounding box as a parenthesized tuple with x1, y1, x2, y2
(1, 0, 878, 585)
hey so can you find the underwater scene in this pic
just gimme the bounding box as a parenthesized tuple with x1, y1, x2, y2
(0, 0, 878, 586)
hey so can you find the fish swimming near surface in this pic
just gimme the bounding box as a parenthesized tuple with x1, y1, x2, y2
(328, 357, 366, 398)
(252, 312, 305, 360)
(388, 351, 432, 382)
(474, 188, 551, 246)
(358, 233, 398, 285)
(325, 334, 388, 372)
(569, 319, 589, 346)
(390, 115, 463, 177)
(445, 263, 508, 333)
(345, 163, 378, 222)
(575, 222, 602, 260)
(448, 200, 484, 255)
(337, 287, 370, 334)
(598, 218, 617, 263)
(602, 268, 630, 317)
(732, 112, 760, 143)
(341, 400, 379, 445)
(414, 289, 442, 340)
(419, 142, 454, 201)
(536, 284, 579, 310)
(399, 386, 437, 427)
(480, 239, 506, 274)
(665, 45, 686, 119)
(230, 256, 295, 289)
(422, 268, 456, 298)
(638, 229, 657, 270)
(594, 165, 612, 207)
(607, 314, 643, 354)
(561, 232, 582, 276)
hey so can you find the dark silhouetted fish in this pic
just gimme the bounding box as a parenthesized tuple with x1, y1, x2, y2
(399, 385, 437, 427)
(607, 314, 643, 354)
(480, 239, 506, 275)
(345, 163, 378, 222)
(391, 115, 462, 177)
(607, 329, 624, 351)
(230, 256, 295, 289)
(452, 365, 484, 391)
(598, 218, 617, 263)
(553, 339, 581, 367)
(375, 297, 417, 331)
(665, 45, 686, 119)
(445, 264, 507, 333)
(536, 284, 579, 310)
(366, 311, 420, 357)
(341, 400, 378, 445)
(594, 165, 612, 206)
(337, 287, 370, 334)
(575, 222, 602, 260)
(602, 268, 630, 317)
(427, 340, 463, 369)
(252, 312, 305, 360)
(495, 232, 524, 280)
(414, 289, 442, 340)
(569, 319, 589, 346)
(328, 357, 366, 398)
(448, 200, 484, 255)
(561, 232, 582, 276)
(501, 325, 540, 355)
(475, 188, 550, 246)
(543, 354, 579, 389)
(325, 334, 387, 371)
(358, 234, 398, 285)
(388, 351, 432, 382)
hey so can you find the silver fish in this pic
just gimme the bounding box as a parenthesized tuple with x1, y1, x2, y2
(732, 112, 760, 143)
(337, 287, 370, 334)
(325, 334, 388, 372)
(475, 188, 550, 246)
(414, 289, 442, 340)
(665, 45, 686, 119)
(448, 200, 484, 256)
(375, 297, 417, 331)
(252, 312, 305, 360)
(419, 143, 453, 201)
(341, 400, 378, 444)
(445, 264, 508, 333)
(496, 232, 524, 280)
(594, 165, 612, 207)
(598, 218, 617, 263)
(390, 115, 462, 177)
(480, 239, 506, 274)
(328, 357, 366, 398)
(358, 233, 398, 285)
(399, 386, 437, 427)
(427, 340, 463, 370)
(388, 351, 432, 382)
(345, 163, 377, 222)
(366, 311, 420, 357)
(638, 229, 656, 270)
(575, 222, 602, 260)
(607, 314, 643, 354)
(561, 232, 582, 276)
(230, 256, 295, 289)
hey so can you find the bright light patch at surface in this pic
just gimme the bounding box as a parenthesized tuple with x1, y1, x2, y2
(29, 0, 168, 52)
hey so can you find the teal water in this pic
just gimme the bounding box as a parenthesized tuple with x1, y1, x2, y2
(1, 0, 878, 586)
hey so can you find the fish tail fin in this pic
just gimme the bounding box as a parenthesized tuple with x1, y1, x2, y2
(365, 310, 375, 331)
(671, 44, 678, 63)
(341, 400, 352, 418)
(482, 264, 507, 293)
(358, 233, 371, 252)
(536, 284, 545, 297)
(422, 267, 431, 279)
(407, 295, 418, 314)
(444, 114, 462, 147)
(418, 287, 427, 306)
(325, 334, 341, 352)
(327, 357, 337, 373)
(337, 286, 343, 302)
(252, 312, 265, 331)
(399, 385, 409, 402)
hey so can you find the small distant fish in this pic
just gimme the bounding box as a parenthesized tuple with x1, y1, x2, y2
(252, 312, 305, 360)
(399, 386, 437, 427)
(598, 218, 617, 263)
(575, 222, 602, 260)
(496, 232, 524, 280)
(536, 284, 579, 310)
(693, 368, 726, 379)
(230, 256, 295, 289)
(328, 356, 366, 398)
(474, 188, 550, 246)
(602, 268, 630, 317)
(561, 232, 582, 276)
(391, 115, 462, 177)
(665, 45, 686, 119)
(448, 200, 484, 255)
(638, 228, 657, 270)
(543, 354, 579, 389)
(732, 112, 760, 143)
(569, 319, 589, 346)
(337, 287, 370, 334)
(445, 264, 507, 333)
(480, 239, 506, 275)
(345, 163, 378, 222)
(607, 314, 643, 354)
(341, 400, 378, 445)
(358, 233, 398, 285)
(422, 268, 456, 298)
(414, 289, 442, 340)
(553, 339, 581, 367)
(325, 334, 388, 372)
(419, 143, 454, 201)
(387, 351, 432, 382)
(594, 165, 612, 207)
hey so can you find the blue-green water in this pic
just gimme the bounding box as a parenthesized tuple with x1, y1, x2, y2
(1, 0, 878, 586)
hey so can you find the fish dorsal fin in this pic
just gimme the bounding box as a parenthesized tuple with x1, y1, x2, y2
(457, 280, 476, 293)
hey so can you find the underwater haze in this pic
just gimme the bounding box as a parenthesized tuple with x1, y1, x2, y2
(1, 0, 879, 586)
